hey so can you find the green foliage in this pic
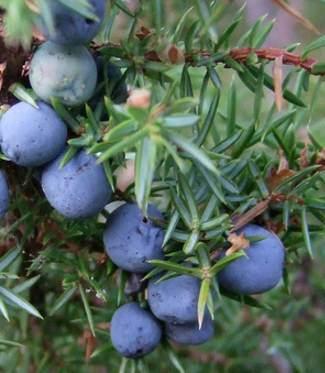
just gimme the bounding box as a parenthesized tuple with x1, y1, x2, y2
(0, 0, 325, 371)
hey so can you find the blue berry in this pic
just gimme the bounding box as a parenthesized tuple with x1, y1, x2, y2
(148, 275, 200, 324)
(0, 101, 67, 167)
(29, 41, 97, 107)
(0, 170, 9, 218)
(165, 313, 214, 345)
(103, 203, 164, 273)
(37, 0, 106, 45)
(41, 150, 112, 219)
(218, 224, 285, 295)
(110, 302, 162, 358)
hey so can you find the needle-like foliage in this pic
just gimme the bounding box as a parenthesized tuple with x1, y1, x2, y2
(0, 0, 324, 371)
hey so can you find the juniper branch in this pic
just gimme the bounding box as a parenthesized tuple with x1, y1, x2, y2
(96, 43, 325, 76)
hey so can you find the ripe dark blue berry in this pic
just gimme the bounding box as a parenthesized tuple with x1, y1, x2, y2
(0, 101, 67, 167)
(148, 275, 201, 324)
(103, 203, 164, 273)
(29, 42, 97, 106)
(37, 0, 106, 45)
(110, 302, 162, 358)
(0, 170, 9, 218)
(41, 150, 112, 219)
(218, 224, 285, 295)
(165, 312, 214, 345)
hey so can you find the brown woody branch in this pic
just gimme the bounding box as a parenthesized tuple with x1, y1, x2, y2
(143, 47, 324, 76)
(228, 48, 321, 74)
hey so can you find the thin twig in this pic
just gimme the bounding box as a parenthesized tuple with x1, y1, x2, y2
(96, 43, 324, 76)
(272, 0, 321, 35)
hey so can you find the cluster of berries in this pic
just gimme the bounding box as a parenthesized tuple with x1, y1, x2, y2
(31, 0, 106, 106)
(106, 204, 215, 357)
(108, 216, 284, 358)
(0, 0, 285, 360)
(0, 0, 125, 221)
